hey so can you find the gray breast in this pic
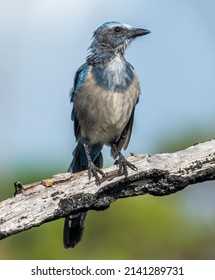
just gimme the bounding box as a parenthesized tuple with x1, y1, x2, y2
(74, 64, 140, 146)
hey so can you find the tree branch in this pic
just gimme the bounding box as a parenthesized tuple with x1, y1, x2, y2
(0, 139, 215, 240)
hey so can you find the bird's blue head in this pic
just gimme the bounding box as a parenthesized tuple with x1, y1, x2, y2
(87, 21, 150, 65)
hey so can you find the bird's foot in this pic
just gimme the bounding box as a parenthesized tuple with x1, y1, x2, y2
(88, 161, 105, 186)
(116, 154, 138, 177)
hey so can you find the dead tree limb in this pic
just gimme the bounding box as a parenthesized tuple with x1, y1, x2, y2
(0, 139, 215, 240)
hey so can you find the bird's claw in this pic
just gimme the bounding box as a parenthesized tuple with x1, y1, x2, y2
(117, 154, 138, 177)
(88, 161, 105, 186)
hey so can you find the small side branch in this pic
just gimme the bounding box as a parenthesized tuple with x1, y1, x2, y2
(0, 139, 215, 240)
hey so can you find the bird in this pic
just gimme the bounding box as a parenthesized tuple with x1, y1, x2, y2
(63, 21, 150, 248)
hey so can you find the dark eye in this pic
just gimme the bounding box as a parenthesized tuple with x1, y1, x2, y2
(114, 26, 122, 33)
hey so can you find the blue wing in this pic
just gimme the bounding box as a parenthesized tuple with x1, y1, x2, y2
(70, 63, 88, 139)
(70, 63, 88, 103)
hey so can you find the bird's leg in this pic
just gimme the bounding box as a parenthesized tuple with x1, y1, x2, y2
(112, 144, 138, 177)
(83, 144, 105, 185)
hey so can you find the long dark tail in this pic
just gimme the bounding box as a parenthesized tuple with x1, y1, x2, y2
(63, 212, 88, 248)
(63, 142, 103, 248)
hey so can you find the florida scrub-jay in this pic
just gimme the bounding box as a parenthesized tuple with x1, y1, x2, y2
(63, 21, 150, 248)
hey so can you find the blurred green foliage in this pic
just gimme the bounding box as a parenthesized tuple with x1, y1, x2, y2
(0, 130, 215, 260)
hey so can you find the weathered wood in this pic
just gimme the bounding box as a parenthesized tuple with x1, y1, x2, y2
(0, 139, 215, 240)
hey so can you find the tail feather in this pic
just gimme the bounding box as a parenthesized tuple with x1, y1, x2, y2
(63, 212, 88, 248)
(63, 142, 103, 248)
(68, 143, 88, 173)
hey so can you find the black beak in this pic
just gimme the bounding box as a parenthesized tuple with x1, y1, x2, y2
(129, 28, 151, 38)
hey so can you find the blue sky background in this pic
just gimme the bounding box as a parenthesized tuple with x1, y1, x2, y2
(0, 1, 215, 195)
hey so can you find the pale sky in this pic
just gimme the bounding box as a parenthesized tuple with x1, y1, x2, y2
(0, 0, 215, 173)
